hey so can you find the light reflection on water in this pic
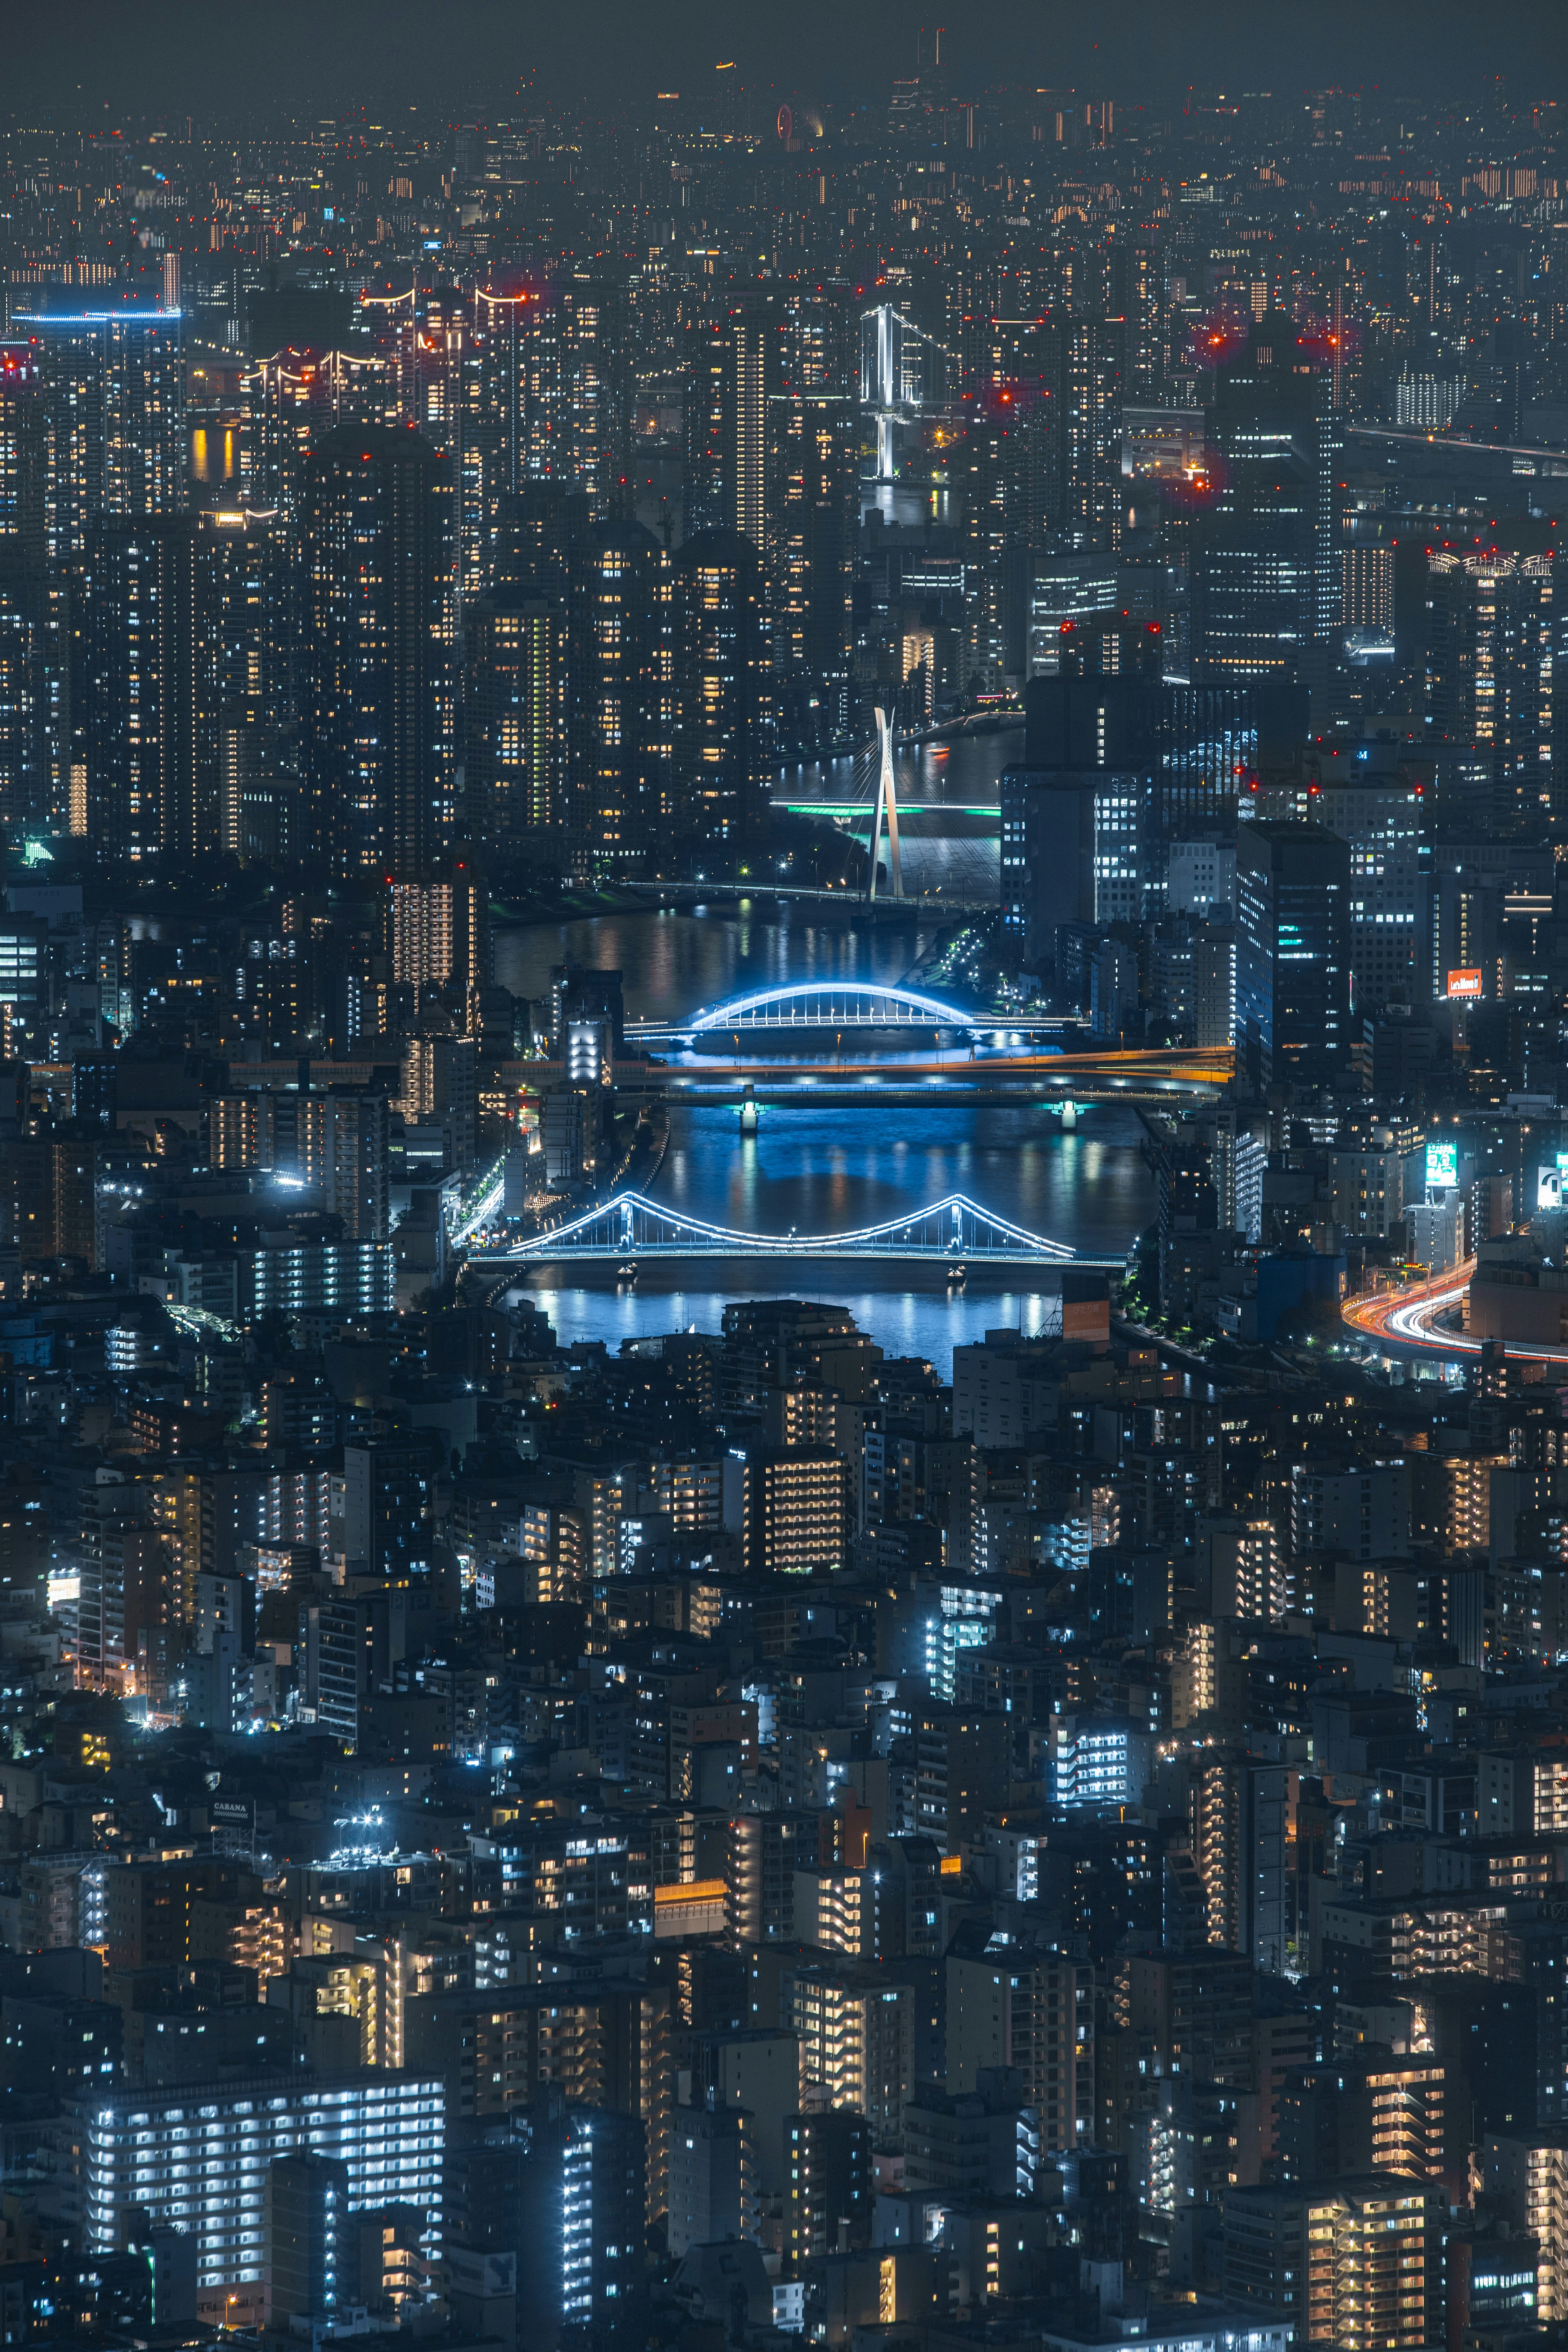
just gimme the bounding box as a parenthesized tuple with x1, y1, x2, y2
(521, 1281, 1066, 1383)
(492, 847, 1156, 1358)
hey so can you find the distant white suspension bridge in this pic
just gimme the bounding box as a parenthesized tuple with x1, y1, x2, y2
(465, 1189, 1114, 1266)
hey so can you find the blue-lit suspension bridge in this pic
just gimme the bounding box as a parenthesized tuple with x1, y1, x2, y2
(463, 1190, 1123, 1269)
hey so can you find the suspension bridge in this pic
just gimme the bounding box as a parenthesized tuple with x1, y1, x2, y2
(463, 1189, 1120, 1267)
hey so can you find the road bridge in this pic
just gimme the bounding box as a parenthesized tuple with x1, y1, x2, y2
(628, 980, 1068, 1044)
(465, 1189, 1122, 1268)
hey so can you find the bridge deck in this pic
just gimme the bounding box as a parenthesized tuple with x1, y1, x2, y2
(471, 1243, 1126, 1267)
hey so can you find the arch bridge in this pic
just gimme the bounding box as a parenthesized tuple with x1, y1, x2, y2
(466, 1189, 1112, 1266)
(647, 982, 1064, 1038)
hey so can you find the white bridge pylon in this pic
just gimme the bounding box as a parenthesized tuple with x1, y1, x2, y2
(477, 1189, 1078, 1264)
(869, 705, 902, 902)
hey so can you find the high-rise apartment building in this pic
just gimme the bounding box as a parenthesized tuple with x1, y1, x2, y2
(769, 390, 857, 735)
(299, 425, 453, 877)
(462, 593, 569, 841)
(566, 523, 671, 875)
(75, 2072, 444, 2313)
(73, 514, 201, 864)
(1425, 538, 1557, 835)
(1225, 2176, 1446, 2351)
(21, 307, 187, 556)
(0, 343, 46, 838)
(671, 530, 768, 844)
(743, 1449, 846, 1577)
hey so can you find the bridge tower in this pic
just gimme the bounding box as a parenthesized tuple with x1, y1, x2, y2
(868, 707, 903, 902)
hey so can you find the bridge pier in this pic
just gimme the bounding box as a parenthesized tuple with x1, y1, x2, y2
(1061, 1100, 1077, 1131)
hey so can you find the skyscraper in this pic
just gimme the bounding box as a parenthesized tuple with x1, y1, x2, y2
(1234, 820, 1352, 1089)
(299, 424, 454, 877)
(199, 504, 293, 862)
(462, 593, 570, 844)
(0, 342, 46, 839)
(1425, 534, 1557, 835)
(1191, 315, 1325, 684)
(671, 530, 768, 846)
(21, 307, 187, 558)
(769, 390, 857, 735)
(73, 514, 201, 864)
(567, 522, 671, 874)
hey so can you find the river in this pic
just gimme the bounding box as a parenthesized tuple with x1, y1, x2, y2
(490, 736, 1156, 1376)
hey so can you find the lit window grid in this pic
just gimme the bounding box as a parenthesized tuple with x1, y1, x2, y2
(81, 2075, 443, 2288)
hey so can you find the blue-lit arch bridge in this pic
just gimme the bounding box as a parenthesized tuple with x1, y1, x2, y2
(463, 1189, 1124, 1269)
(628, 980, 1068, 1045)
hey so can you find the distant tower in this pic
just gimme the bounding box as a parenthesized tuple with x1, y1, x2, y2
(868, 707, 902, 900)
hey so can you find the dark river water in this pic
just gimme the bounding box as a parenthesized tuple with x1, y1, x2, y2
(490, 737, 1154, 1374)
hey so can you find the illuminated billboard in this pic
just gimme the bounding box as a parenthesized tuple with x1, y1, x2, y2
(1446, 969, 1483, 999)
(1426, 1140, 1458, 1191)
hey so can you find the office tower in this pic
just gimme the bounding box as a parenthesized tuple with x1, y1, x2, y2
(73, 514, 202, 864)
(299, 425, 454, 877)
(1287, 760, 1427, 1011)
(463, 593, 569, 842)
(770, 391, 857, 734)
(743, 1449, 846, 1577)
(0, 344, 46, 839)
(784, 2109, 872, 2266)
(21, 307, 187, 557)
(1191, 314, 1324, 682)
(77, 2073, 444, 2310)
(1225, 2177, 1446, 2351)
(1234, 821, 1352, 1089)
(565, 522, 670, 874)
(671, 530, 767, 844)
(264, 2152, 351, 2326)
(1425, 537, 1557, 835)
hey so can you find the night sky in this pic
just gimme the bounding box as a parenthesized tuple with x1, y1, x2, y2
(3, 0, 1566, 117)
